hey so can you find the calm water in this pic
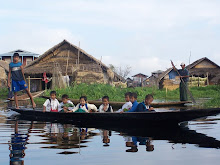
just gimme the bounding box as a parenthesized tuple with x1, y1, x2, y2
(0, 102, 220, 165)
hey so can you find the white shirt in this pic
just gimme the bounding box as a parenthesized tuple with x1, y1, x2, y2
(43, 98, 60, 112)
(59, 100, 75, 111)
(117, 101, 132, 112)
(98, 104, 113, 112)
(72, 103, 98, 113)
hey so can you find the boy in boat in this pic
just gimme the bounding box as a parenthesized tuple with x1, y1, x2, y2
(136, 94, 155, 112)
(59, 94, 75, 113)
(8, 53, 36, 109)
(43, 91, 60, 112)
(126, 92, 139, 112)
(98, 96, 113, 112)
(71, 96, 97, 113)
(117, 92, 132, 112)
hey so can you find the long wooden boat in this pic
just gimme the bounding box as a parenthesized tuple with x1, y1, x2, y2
(9, 91, 45, 101)
(10, 108, 220, 126)
(40, 96, 192, 108)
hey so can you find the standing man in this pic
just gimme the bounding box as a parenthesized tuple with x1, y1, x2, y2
(171, 61, 189, 101)
(8, 53, 36, 109)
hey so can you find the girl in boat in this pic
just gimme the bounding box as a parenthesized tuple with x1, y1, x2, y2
(98, 96, 113, 113)
(43, 91, 60, 112)
(136, 94, 155, 112)
(117, 92, 132, 112)
(71, 96, 97, 113)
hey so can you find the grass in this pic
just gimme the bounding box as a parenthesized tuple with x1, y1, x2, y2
(0, 88, 8, 99)
(1, 84, 220, 108)
(40, 83, 220, 108)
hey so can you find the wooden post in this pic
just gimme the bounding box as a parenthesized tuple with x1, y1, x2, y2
(66, 49, 70, 76)
(28, 76, 31, 92)
(207, 72, 209, 86)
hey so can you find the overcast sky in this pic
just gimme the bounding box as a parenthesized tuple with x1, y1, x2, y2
(1, 0, 220, 77)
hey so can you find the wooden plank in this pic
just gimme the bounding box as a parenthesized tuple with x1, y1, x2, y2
(10, 91, 45, 101)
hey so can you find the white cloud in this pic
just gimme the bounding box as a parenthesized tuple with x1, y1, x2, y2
(1, 0, 220, 77)
(0, 23, 84, 54)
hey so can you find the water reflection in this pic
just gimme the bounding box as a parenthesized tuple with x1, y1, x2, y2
(9, 121, 31, 165)
(124, 136, 154, 152)
(100, 130, 111, 147)
(39, 124, 99, 153)
(3, 115, 220, 165)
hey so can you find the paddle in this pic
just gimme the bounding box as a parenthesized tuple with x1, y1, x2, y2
(171, 60, 196, 104)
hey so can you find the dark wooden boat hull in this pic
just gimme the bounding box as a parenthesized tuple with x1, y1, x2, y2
(40, 96, 191, 108)
(10, 108, 220, 126)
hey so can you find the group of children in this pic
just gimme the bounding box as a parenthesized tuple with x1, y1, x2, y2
(43, 91, 155, 113)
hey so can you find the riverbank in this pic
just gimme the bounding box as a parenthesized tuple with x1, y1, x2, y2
(1, 84, 219, 108)
(41, 84, 220, 108)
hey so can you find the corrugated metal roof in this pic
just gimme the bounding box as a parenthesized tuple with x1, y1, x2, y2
(0, 49, 39, 57)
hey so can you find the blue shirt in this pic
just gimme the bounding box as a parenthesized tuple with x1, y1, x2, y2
(136, 102, 152, 112)
(9, 62, 24, 81)
(127, 100, 138, 112)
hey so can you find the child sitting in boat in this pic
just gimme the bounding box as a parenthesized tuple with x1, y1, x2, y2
(59, 94, 75, 113)
(117, 92, 132, 112)
(72, 96, 97, 113)
(136, 94, 155, 112)
(126, 93, 139, 112)
(43, 91, 60, 112)
(98, 96, 113, 112)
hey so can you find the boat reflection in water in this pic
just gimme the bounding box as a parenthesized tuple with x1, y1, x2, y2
(39, 123, 99, 154)
(7, 118, 220, 164)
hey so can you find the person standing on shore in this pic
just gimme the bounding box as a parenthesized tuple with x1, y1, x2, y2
(8, 53, 36, 109)
(171, 61, 189, 101)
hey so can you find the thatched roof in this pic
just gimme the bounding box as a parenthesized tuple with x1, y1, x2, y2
(0, 60, 9, 72)
(24, 40, 124, 81)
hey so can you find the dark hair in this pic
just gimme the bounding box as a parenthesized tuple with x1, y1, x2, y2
(13, 53, 19, 57)
(50, 91, 56, 95)
(125, 92, 132, 97)
(62, 94, 69, 99)
(80, 96, 87, 101)
(130, 92, 137, 99)
(102, 96, 109, 101)
(145, 94, 154, 100)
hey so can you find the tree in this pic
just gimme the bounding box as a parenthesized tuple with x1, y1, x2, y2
(109, 64, 131, 79)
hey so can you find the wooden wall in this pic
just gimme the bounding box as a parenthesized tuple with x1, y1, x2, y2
(194, 60, 217, 69)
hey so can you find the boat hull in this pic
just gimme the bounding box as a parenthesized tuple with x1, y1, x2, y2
(10, 108, 220, 127)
